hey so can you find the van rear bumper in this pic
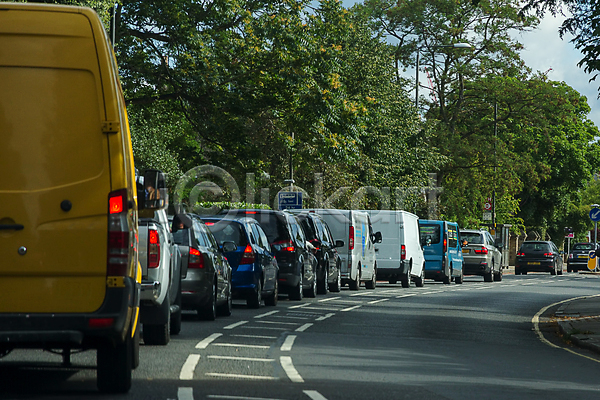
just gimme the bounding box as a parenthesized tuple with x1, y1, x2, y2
(376, 262, 410, 280)
(0, 280, 138, 350)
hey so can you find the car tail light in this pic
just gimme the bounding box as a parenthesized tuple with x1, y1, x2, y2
(401, 244, 406, 260)
(349, 226, 355, 250)
(309, 238, 321, 251)
(274, 240, 295, 252)
(148, 227, 160, 268)
(517, 251, 525, 256)
(474, 247, 488, 255)
(544, 252, 553, 258)
(107, 189, 130, 276)
(240, 244, 256, 264)
(189, 247, 204, 269)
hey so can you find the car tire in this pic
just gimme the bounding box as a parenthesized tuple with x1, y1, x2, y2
(401, 264, 411, 288)
(218, 280, 233, 316)
(494, 268, 503, 282)
(97, 335, 132, 393)
(247, 279, 262, 309)
(199, 283, 217, 321)
(365, 267, 377, 289)
(349, 268, 360, 291)
(484, 266, 494, 282)
(305, 274, 317, 298)
(455, 268, 463, 284)
(289, 271, 303, 301)
(567, 265, 572, 273)
(170, 289, 182, 335)
(143, 302, 171, 346)
(551, 263, 557, 275)
(317, 266, 328, 295)
(414, 265, 425, 287)
(329, 268, 341, 292)
(264, 278, 279, 306)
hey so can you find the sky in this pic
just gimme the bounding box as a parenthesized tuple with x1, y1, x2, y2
(340, 1, 600, 128)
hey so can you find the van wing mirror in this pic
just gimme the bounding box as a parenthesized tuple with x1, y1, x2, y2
(373, 231, 382, 243)
(335, 240, 345, 248)
(138, 169, 168, 210)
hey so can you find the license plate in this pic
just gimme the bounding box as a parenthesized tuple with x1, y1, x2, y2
(462, 249, 469, 254)
(528, 261, 541, 265)
(578, 255, 589, 258)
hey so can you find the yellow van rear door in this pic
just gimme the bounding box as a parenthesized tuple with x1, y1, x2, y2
(0, 7, 110, 313)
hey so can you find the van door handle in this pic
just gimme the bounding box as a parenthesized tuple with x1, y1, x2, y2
(0, 224, 24, 231)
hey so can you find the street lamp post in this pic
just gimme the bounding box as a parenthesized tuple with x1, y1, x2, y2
(415, 43, 471, 109)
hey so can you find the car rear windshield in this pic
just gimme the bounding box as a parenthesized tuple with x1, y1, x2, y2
(220, 211, 289, 244)
(520, 242, 550, 252)
(419, 224, 441, 244)
(205, 221, 247, 247)
(460, 232, 483, 244)
(299, 218, 317, 241)
(573, 243, 595, 250)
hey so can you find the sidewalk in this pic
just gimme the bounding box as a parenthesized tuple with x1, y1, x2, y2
(555, 290, 600, 355)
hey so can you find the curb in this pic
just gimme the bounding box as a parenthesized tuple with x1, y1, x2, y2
(556, 297, 600, 356)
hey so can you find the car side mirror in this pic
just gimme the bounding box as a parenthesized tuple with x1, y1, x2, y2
(221, 241, 237, 253)
(335, 240, 345, 248)
(373, 232, 382, 243)
(138, 169, 168, 210)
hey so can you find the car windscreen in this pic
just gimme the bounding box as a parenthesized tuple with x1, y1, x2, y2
(419, 224, 441, 245)
(205, 221, 247, 247)
(520, 242, 550, 252)
(573, 243, 595, 250)
(172, 228, 190, 246)
(460, 232, 483, 244)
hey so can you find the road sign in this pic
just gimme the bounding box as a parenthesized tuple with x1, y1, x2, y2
(590, 208, 600, 222)
(278, 191, 302, 210)
(482, 212, 492, 221)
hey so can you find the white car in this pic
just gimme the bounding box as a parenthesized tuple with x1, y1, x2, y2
(460, 229, 503, 282)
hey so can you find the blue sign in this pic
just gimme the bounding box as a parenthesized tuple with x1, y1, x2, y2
(590, 208, 600, 222)
(278, 191, 302, 210)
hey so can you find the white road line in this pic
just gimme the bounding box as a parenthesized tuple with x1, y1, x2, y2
(395, 293, 418, 299)
(318, 296, 341, 302)
(244, 326, 289, 331)
(180, 355, 200, 380)
(288, 303, 309, 309)
(205, 373, 277, 380)
(196, 333, 223, 349)
(254, 310, 279, 319)
(303, 390, 329, 400)
(340, 305, 361, 312)
(274, 315, 311, 320)
(231, 334, 277, 339)
(367, 298, 389, 305)
(213, 343, 270, 349)
(281, 335, 296, 351)
(224, 321, 249, 330)
(299, 306, 341, 311)
(316, 313, 335, 321)
(420, 291, 442, 295)
(320, 299, 363, 304)
(207, 355, 274, 362)
(208, 395, 284, 400)
(257, 320, 300, 325)
(280, 356, 304, 383)
(178, 387, 194, 400)
(296, 323, 313, 332)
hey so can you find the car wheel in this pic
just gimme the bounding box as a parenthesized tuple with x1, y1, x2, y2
(484, 265, 494, 282)
(557, 264, 563, 275)
(217, 279, 233, 316)
(199, 283, 217, 321)
(401, 265, 411, 288)
(170, 289, 182, 335)
(494, 268, 503, 282)
(305, 273, 317, 298)
(264, 277, 279, 306)
(97, 335, 132, 393)
(143, 302, 171, 345)
(551, 263, 557, 275)
(455, 268, 463, 284)
(289, 271, 303, 301)
(414, 265, 425, 287)
(567, 265, 572, 273)
(247, 279, 262, 308)
(329, 267, 341, 292)
(317, 266, 328, 295)
(365, 267, 377, 289)
(349, 268, 360, 290)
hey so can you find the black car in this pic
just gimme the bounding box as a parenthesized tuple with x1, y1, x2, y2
(515, 240, 564, 275)
(567, 242, 598, 272)
(170, 214, 233, 320)
(293, 211, 344, 293)
(202, 217, 279, 308)
(218, 209, 315, 300)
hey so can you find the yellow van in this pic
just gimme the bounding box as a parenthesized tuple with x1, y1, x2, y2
(0, 3, 140, 393)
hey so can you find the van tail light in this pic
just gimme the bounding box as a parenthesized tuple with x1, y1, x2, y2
(401, 245, 406, 260)
(148, 227, 160, 268)
(240, 244, 256, 264)
(474, 247, 488, 255)
(274, 240, 295, 252)
(189, 247, 204, 269)
(349, 226, 355, 250)
(107, 189, 130, 276)
(443, 238, 447, 253)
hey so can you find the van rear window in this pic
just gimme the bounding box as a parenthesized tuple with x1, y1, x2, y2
(419, 224, 441, 245)
(0, 68, 103, 191)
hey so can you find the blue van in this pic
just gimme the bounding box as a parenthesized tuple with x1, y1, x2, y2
(418, 220, 464, 284)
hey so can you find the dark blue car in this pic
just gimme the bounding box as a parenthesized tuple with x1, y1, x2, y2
(202, 217, 279, 308)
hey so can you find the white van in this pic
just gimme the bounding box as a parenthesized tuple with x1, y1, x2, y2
(366, 210, 425, 288)
(304, 210, 381, 290)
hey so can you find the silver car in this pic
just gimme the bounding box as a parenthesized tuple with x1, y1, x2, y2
(460, 229, 503, 282)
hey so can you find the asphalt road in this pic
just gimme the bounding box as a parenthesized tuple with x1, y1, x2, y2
(2, 273, 600, 400)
